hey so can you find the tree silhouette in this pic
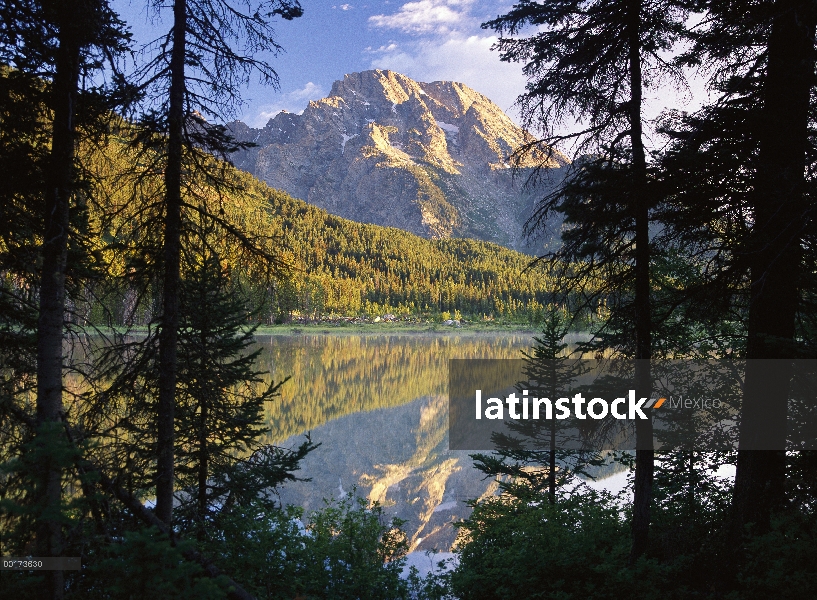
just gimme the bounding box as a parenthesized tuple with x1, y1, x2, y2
(472, 309, 597, 506)
(483, 0, 690, 560)
(127, 0, 303, 526)
(659, 0, 817, 534)
(1, 2, 129, 596)
(172, 252, 315, 537)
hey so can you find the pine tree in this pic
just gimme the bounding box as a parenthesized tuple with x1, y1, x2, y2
(483, 0, 691, 560)
(658, 0, 817, 533)
(732, 0, 816, 533)
(83, 244, 314, 597)
(125, 0, 303, 526)
(0, 3, 129, 597)
(472, 309, 597, 505)
(172, 253, 315, 536)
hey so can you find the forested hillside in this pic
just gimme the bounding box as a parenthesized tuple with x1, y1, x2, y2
(263, 179, 556, 322)
(83, 135, 560, 325)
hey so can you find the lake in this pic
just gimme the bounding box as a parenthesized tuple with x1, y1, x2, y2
(253, 329, 625, 552)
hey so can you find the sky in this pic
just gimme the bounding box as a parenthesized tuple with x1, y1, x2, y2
(111, 0, 709, 132)
(111, 1, 540, 127)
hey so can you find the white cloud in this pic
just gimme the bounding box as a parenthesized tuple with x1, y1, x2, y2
(332, 3, 353, 9)
(252, 81, 326, 127)
(369, 0, 476, 35)
(367, 1, 528, 126)
(289, 81, 324, 102)
(369, 34, 527, 125)
(365, 42, 400, 53)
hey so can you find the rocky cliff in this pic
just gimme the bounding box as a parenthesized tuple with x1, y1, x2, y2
(229, 70, 567, 253)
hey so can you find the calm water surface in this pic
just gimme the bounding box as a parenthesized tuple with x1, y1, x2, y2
(254, 330, 533, 551)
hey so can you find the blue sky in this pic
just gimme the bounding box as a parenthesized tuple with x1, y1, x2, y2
(111, 0, 708, 133)
(112, 1, 533, 127)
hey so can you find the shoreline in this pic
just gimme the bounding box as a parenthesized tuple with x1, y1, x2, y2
(252, 321, 542, 337)
(93, 322, 591, 339)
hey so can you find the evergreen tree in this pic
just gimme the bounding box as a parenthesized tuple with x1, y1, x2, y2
(658, 0, 817, 533)
(81, 243, 313, 597)
(729, 0, 816, 535)
(172, 252, 315, 536)
(0, 56, 50, 559)
(472, 310, 595, 505)
(123, 0, 303, 526)
(483, 0, 691, 559)
(0, 3, 129, 597)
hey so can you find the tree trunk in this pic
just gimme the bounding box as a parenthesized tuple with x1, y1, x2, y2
(198, 402, 208, 533)
(627, 0, 653, 564)
(35, 13, 82, 599)
(548, 359, 557, 504)
(155, 0, 187, 526)
(549, 419, 557, 505)
(733, 0, 816, 533)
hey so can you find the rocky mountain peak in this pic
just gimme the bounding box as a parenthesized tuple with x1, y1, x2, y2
(229, 69, 566, 251)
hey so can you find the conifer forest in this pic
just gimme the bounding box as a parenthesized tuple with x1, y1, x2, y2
(2, 1, 817, 598)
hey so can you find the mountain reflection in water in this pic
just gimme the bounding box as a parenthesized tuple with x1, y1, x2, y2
(254, 331, 618, 552)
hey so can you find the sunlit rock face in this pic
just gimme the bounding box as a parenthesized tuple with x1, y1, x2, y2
(274, 394, 497, 553)
(229, 69, 567, 253)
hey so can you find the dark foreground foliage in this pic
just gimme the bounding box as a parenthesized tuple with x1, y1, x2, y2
(443, 467, 817, 600)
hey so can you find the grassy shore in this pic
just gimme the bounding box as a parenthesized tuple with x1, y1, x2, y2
(253, 320, 542, 336)
(94, 320, 544, 338)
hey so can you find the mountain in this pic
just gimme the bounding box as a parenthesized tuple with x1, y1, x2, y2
(229, 69, 567, 253)
(84, 134, 560, 324)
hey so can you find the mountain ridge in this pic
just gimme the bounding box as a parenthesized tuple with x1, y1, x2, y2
(229, 69, 567, 253)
